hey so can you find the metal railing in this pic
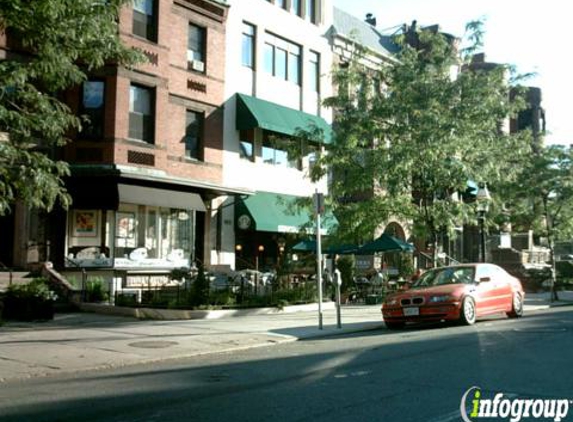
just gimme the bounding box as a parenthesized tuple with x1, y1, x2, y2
(63, 256, 87, 301)
(0, 261, 13, 287)
(417, 251, 461, 268)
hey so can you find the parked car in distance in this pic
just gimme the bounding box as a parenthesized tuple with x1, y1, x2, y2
(381, 263, 524, 329)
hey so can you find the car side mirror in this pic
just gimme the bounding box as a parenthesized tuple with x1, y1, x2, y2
(478, 277, 491, 283)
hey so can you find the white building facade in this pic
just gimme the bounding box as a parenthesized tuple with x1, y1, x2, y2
(216, 0, 334, 271)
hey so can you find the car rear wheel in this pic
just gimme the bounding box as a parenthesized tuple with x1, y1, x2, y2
(507, 292, 524, 318)
(385, 321, 405, 330)
(460, 296, 476, 325)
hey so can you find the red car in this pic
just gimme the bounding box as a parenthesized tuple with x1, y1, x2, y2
(381, 263, 524, 329)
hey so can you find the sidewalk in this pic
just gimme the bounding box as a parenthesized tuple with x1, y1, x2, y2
(1, 292, 571, 383)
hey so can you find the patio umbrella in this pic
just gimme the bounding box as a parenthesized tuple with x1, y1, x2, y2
(292, 240, 360, 255)
(292, 239, 316, 251)
(356, 233, 414, 254)
(323, 243, 359, 255)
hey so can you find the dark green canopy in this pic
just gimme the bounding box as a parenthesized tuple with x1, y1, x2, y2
(356, 234, 414, 254)
(291, 240, 358, 255)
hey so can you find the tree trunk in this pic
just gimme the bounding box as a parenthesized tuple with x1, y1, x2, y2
(431, 232, 438, 268)
(548, 236, 559, 302)
(543, 198, 559, 302)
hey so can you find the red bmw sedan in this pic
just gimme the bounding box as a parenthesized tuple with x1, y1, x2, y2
(381, 263, 524, 329)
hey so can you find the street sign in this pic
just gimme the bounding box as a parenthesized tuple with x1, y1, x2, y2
(313, 192, 324, 215)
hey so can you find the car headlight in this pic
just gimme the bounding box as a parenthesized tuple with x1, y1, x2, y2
(428, 295, 453, 303)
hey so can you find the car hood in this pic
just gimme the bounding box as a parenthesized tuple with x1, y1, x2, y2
(388, 284, 467, 299)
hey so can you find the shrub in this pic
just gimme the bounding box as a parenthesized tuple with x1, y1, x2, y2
(170, 268, 190, 283)
(115, 293, 137, 307)
(85, 277, 108, 303)
(209, 290, 236, 307)
(3, 278, 57, 321)
(187, 265, 210, 307)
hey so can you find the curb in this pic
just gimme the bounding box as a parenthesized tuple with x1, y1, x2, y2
(78, 301, 337, 320)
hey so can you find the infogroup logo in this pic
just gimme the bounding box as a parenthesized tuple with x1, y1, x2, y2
(460, 387, 572, 422)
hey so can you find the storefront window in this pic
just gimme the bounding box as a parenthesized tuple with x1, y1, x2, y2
(114, 204, 195, 268)
(65, 205, 196, 269)
(66, 209, 113, 268)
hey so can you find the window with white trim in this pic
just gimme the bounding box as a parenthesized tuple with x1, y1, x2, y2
(306, 0, 316, 23)
(132, 0, 157, 42)
(263, 33, 301, 85)
(241, 22, 255, 69)
(308, 50, 320, 92)
(129, 84, 155, 144)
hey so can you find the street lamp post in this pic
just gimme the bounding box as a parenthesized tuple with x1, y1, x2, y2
(476, 183, 492, 263)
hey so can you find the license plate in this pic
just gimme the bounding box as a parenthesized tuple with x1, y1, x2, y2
(403, 307, 419, 316)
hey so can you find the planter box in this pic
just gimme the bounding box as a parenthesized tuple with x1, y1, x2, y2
(2, 296, 54, 321)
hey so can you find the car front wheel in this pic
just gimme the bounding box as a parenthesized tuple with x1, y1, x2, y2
(460, 296, 476, 325)
(507, 292, 524, 318)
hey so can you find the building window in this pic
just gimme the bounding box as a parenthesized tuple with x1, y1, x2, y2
(306, 0, 316, 24)
(185, 110, 203, 160)
(132, 0, 157, 42)
(114, 204, 195, 266)
(79, 80, 105, 139)
(262, 134, 301, 170)
(264, 43, 275, 75)
(239, 130, 254, 161)
(308, 51, 320, 92)
(188, 24, 206, 73)
(129, 84, 155, 144)
(241, 22, 255, 69)
(263, 33, 301, 85)
(292, 0, 302, 16)
(276, 0, 286, 9)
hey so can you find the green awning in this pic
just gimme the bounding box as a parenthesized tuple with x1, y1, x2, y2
(235, 93, 332, 144)
(236, 192, 337, 234)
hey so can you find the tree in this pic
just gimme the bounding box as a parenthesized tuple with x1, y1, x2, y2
(0, 0, 142, 215)
(309, 21, 531, 264)
(189, 264, 210, 307)
(503, 145, 573, 300)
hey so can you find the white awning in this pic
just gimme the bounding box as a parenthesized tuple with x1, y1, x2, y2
(118, 184, 206, 212)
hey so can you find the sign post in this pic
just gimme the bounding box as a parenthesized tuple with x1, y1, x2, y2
(333, 267, 342, 328)
(314, 191, 324, 330)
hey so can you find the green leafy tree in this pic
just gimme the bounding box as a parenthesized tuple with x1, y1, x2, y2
(503, 144, 573, 299)
(0, 0, 142, 215)
(309, 21, 531, 264)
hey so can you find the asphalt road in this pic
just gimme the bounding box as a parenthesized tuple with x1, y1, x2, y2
(1, 307, 573, 422)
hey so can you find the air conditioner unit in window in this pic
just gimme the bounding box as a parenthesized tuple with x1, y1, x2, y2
(191, 60, 205, 72)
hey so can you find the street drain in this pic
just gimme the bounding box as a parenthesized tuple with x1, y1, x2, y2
(128, 341, 179, 349)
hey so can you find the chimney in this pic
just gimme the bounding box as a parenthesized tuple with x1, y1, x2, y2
(365, 13, 377, 26)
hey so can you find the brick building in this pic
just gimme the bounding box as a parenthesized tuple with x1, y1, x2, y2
(1, 0, 252, 289)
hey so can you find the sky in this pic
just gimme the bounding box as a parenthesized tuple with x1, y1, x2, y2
(332, 0, 571, 145)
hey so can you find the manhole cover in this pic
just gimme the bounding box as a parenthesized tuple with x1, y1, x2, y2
(513, 328, 567, 333)
(128, 341, 179, 349)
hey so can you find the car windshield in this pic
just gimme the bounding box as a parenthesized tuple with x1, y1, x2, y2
(413, 267, 476, 287)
